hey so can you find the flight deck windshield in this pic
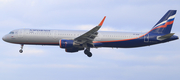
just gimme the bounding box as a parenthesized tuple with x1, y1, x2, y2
(9, 31, 14, 34)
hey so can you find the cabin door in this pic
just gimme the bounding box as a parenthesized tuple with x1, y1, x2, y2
(18, 30, 24, 37)
(144, 34, 149, 42)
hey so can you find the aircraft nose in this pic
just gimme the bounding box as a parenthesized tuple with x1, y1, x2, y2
(2, 35, 7, 41)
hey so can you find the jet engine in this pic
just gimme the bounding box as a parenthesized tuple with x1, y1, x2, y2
(59, 39, 84, 52)
(65, 47, 84, 52)
(65, 48, 79, 52)
(59, 39, 74, 48)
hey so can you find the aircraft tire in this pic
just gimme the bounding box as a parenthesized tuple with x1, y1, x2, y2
(19, 50, 23, 53)
(84, 50, 92, 57)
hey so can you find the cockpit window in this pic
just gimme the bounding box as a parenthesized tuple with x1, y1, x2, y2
(9, 32, 14, 34)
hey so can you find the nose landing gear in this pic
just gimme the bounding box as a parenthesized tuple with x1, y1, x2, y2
(19, 44, 24, 53)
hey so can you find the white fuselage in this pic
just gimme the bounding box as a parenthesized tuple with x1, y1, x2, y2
(3, 29, 144, 45)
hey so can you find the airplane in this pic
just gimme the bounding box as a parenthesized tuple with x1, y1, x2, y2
(2, 10, 179, 57)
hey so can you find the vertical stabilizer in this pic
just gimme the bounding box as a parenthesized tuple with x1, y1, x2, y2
(149, 10, 176, 34)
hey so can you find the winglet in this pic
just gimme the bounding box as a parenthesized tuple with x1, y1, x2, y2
(98, 16, 106, 26)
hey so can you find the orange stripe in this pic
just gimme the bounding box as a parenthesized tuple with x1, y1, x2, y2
(93, 21, 174, 43)
(154, 21, 174, 29)
(167, 21, 174, 25)
(144, 20, 174, 35)
(11, 42, 59, 45)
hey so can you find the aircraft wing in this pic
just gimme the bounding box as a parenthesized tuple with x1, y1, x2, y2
(73, 16, 106, 47)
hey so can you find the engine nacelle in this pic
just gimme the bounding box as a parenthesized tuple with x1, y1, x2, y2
(65, 48, 79, 52)
(65, 47, 84, 52)
(59, 39, 74, 48)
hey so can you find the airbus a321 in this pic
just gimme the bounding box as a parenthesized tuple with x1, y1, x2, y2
(2, 10, 178, 57)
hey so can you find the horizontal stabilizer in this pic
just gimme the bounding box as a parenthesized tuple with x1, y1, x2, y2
(157, 33, 175, 40)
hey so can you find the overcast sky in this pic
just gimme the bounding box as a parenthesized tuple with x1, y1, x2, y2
(0, 0, 180, 80)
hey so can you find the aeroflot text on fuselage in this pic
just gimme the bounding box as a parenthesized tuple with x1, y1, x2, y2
(30, 29, 51, 32)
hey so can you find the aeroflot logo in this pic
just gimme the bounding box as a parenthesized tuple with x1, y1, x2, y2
(154, 14, 175, 28)
(30, 29, 50, 31)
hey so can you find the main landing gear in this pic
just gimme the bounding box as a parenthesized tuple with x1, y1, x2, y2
(19, 44, 24, 53)
(84, 47, 92, 57)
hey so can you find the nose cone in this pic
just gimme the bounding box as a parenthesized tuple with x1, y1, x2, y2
(2, 35, 8, 42)
(2, 35, 7, 41)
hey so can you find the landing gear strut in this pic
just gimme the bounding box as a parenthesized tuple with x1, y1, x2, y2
(19, 44, 24, 53)
(84, 47, 92, 57)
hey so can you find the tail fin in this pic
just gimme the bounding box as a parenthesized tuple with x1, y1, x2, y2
(149, 10, 177, 34)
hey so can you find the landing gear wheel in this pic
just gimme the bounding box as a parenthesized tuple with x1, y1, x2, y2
(19, 49, 23, 53)
(84, 49, 92, 57)
(19, 44, 24, 53)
